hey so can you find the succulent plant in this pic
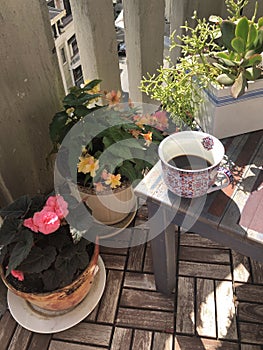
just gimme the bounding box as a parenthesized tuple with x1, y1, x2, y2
(212, 4, 263, 98)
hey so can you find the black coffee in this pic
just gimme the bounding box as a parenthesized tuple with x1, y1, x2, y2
(168, 155, 212, 170)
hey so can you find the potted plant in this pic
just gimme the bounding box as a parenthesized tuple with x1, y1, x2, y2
(0, 193, 100, 312)
(140, 0, 263, 138)
(49, 80, 171, 225)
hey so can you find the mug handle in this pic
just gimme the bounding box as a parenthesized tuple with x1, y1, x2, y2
(207, 168, 234, 194)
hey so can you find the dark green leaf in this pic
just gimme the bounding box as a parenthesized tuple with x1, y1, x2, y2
(0, 195, 30, 219)
(231, 37, 245, 54)
(235, 17, 249, 46)
(42, 268, 62, 291)
(82, 79, 102, 91)
(0, 246, 7, 265)
(6, 229, 34, 275)
(120, 161, 139, 183)
(0, 217, 21, 245)
(244, 66, 262, 80)
(247, 23, 258, 49)
(242, 53, 262, 67)
(220, 20, 236, 50)
(18, 245, 56, 273)
(49, 112, 71, 144)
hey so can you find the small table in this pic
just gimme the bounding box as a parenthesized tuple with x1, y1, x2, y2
(134, 130, 263, 294)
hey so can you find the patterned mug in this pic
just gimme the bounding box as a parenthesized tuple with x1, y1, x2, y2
(158, 131, 233, 198)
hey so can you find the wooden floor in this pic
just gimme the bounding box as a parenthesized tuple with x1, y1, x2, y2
(0, 205, 263, 350)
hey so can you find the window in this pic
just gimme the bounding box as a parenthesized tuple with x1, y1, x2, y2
(73, 66, 83, 87)
(60, 47, 66, 64)
(47, 0, 55, 8)
(68, 35, 79, 57)
(63, 0, 72, 16)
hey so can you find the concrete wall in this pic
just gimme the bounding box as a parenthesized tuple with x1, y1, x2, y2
(0, 0, 64, 207)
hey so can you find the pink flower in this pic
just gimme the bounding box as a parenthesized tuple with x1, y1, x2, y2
(33, 210, 60, 235)
(44, 195, 69, 219)
(11, 270, 24, 281)
(23, 218, 39, 232)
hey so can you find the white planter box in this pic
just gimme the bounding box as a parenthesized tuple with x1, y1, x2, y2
(196, 78, 263, 139)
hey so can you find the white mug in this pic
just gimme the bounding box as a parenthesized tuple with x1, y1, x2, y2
(158, 131, 233, 198)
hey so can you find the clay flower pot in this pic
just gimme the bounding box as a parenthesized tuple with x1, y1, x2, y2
(79, 184, 136, 225)
(0, 242, 99, 312)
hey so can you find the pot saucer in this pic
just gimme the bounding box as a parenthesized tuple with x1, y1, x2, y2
(99, 203, 137, 239)
(7, 256, 106, 334)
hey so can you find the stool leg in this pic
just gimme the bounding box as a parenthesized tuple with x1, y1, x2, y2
(148, 201, 179, 295)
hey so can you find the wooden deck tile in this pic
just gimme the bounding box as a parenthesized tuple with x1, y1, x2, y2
(97, 270, 123, 324)
(215, 280, 237, 340)
(180, 246, 230, 264)
(239, 322, 263, 345)
(196, 279, 216, 338)
(152, 332, 173, 350)
(179, 261, 232, 280)
(116, 308, 174, 332)
(132, 329, 152, 350)
(110, 327, 132, 350)
(241, 344, 263, 350)
(250, 259, 263, 284)
(231, 251, 251, 283)
(235, 283, 263, 303)
(52, 323, 112, 347)
(238, 302, 263, 324)
(124, 272, 156, 291)
(180, 233, 227, 249)
(49, 341, 103, 350)
(176, 277, 195, 334)
(27, 333, 51, 350)
(100, 253, 126, 270)
(174, 335, 239, 349)
(0, 311, 18, 349)
(143, 242, 154, 273)
(7, 325, 31, 350)
(127, 243, 146, 271)
(120, 289, 174, 311)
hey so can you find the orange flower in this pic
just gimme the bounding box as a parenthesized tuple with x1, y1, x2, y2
(105, 173, 121, 189)
(94, 182, 106, 192)
(129, 129, 141, 139)
(105, 90, 122, 105)
(101, 169, 109, 180)
(78, 156, 99, 177)
(141, 131, 152, 147)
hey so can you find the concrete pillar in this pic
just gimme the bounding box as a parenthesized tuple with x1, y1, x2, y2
(123, 0, 165, 103)
(0, 0, 64, 207)
(70, 0, 121, 92)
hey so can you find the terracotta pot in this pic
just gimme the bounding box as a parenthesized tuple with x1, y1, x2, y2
(0, 241, 99, 312)
(79, 184, 136, 225)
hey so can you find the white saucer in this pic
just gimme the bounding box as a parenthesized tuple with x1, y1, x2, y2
(7, 256, 106, 334)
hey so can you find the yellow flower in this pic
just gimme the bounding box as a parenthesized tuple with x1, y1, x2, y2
(141, 131, 152, 147)
(105, 173, 121, 189)
(83, 80, 100, 95)
(105, 90, 122, 105)
(77, 156, 99, 177)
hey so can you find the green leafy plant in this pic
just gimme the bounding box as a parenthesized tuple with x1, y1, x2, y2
(0, 194, 94, 293)
(140, 0, 263, 126)
(50, 79, 171, 192)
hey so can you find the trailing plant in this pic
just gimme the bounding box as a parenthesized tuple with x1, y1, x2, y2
(140, 0, 263, 126)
